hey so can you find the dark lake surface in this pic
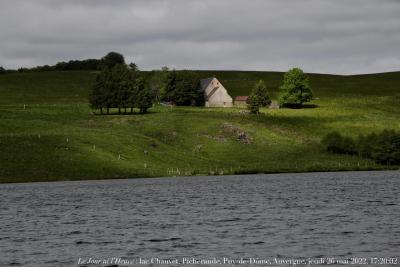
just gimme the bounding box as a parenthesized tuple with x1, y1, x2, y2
(1, 171, 400, 267)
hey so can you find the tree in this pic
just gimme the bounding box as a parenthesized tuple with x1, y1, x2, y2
(0, 66, 6, 74)
(129, 63, 138, 72)
(110, 64, 134, 114)
(101, 52, 125, 69)
(278, 68, 313, 107)
(89, 63, 137, 114)
(89, 70, 109, 114)
(252, 80, 271, 107)
(148, 67, 169, 103)
(162, 70, 201, 105)
(246, 92, 261, 114)
(136, 79, 153, 113)
(162, 70, 177, 102)
(54, 59, 102, 71)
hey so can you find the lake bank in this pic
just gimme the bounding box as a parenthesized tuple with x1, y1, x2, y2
(1, 71, 400, 183)
(1, 168, 399, 185)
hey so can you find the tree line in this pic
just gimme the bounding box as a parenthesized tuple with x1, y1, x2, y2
(0, 59, 103, 73)
(1, 51, 314, 114)
(89, 52, 152, 114)
(89, 52, 203, 114)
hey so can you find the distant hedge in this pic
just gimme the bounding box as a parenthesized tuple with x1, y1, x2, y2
(8, 59, 103, 73)
(322, 130, 400, 165)
(3, 52, 128, 73)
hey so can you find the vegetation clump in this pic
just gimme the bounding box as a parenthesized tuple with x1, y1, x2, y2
(89, 54, 154, 114)
(6, 52, 132, 73)
(279, 68, 313, 107)
(162, 70, 202, 106)
(136, 80, 154, 113)
(322, 130, 400, 165)
(89, 53, 204, 113)
(101, 52, 126, 69)
(246, 93, 261, 114)
(252, 80, 271, 107)
(148, 67, 170, 103)
(53, 59, 103, 71)
(246, 80, 271, 114)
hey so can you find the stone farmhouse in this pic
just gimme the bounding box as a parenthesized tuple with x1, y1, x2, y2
(199, 77, 233, 107)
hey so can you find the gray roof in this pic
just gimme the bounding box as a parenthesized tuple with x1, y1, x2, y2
(199, 77, 215, 90)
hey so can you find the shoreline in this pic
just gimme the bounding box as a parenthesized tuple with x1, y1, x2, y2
(1, 168, 399, 185)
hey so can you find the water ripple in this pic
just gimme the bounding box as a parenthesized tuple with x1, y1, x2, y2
(0, 171, 399, 266)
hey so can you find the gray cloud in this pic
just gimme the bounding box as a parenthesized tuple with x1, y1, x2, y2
(0, 0, 399, 74)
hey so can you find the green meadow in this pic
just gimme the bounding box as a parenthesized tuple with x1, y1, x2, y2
(0, 70, 399, 183)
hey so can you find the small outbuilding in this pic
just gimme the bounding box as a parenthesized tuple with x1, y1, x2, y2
(200, 77, 233, 107)
(234, 96, 249, 106)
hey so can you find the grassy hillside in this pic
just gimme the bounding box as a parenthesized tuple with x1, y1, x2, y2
(0, 70, 399, 183)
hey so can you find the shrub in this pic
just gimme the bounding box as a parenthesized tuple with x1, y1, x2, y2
(321, 131, 356, 154)
(322, 129, 400, 165)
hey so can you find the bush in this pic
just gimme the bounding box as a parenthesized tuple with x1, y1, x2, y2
(321, 131, 356, 154)
(322, 129, 400, 165)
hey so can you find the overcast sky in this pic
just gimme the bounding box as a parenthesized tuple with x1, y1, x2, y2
(0, 0, 399, 74)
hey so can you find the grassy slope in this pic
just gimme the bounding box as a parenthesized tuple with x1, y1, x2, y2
(0, 70, 399, 183)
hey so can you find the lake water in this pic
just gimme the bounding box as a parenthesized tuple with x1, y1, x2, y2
(0, 171, 400, 267)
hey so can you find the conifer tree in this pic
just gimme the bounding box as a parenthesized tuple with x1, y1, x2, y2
(247, 93, 261, 114)
(252, 80, 271, 107)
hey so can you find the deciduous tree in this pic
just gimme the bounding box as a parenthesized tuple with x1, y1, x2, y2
(278, 68, 313, 107)
(101, 52, 125, 69)
(136, 79, 153, 113)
